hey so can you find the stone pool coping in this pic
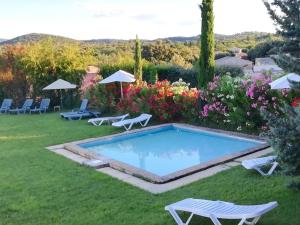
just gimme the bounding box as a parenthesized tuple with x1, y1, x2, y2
(47, 145, 273, 194)
(49, 123, 270, 185)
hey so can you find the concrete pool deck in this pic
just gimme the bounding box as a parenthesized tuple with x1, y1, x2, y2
(47, 144, 272, 194)
(46, 123, 273, 194)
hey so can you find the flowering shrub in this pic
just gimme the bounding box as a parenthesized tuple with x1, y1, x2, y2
(199, 74, 287, 131)
(82, 73, 290, 133)
(80, 73, 103, 109)
(116, 80, 200, 122)
(291, 97, 300, 108)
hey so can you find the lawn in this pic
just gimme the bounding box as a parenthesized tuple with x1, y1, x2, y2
(0, 113, 299, 225)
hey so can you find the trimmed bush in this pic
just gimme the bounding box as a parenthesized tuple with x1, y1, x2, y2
(261, 105, 300, 176)
(214, 66, 244, 77)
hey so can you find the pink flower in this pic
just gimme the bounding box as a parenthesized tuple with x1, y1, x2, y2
(246, 86, 255, 99)
(251, 103, 257, 109)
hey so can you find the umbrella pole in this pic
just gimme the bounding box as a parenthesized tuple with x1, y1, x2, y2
(60, 89, 63, 109)
(120, 82, 124, 99)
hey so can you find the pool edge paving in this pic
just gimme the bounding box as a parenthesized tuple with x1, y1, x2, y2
(46, 144, 273, 194)
(46, 123, 272, 193)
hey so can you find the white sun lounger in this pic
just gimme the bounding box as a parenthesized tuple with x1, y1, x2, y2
(242, 156, 278, 176)
(112, 113, 152, 131)
(88, 114, 129, 126)
(165, 198, 278, 225)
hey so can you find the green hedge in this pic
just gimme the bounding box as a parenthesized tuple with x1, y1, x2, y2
(100, 64, 198, 87)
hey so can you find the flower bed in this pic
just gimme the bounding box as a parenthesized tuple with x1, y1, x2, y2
(116, 80, 200, 122)
(199, 74, 287, 132)
(84, 74, 291, 132)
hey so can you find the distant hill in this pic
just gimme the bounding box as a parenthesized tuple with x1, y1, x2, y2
(0, 31, 276, 46)
(83, 39, 131, 44)
(157, 36, 199, 43)
(0, 38, 7, 43)
(0, 33, 78, 45)
(159, 32, 273, 43)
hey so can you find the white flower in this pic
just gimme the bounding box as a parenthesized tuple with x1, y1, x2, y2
(237, 126, 242, 131)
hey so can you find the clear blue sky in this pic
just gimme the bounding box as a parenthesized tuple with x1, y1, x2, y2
(0, 0, 276, 40)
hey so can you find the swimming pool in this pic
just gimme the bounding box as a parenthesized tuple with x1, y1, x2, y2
(66, 124, 268, 183)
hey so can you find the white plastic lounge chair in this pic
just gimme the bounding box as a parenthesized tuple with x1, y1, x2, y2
(88, 114, 129, 126)
(165, 198, 278, 225)
(112, 113, 152, 131)
(242, 156, 279, 176)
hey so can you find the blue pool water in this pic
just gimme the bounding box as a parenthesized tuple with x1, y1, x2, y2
(79, 125, 263, 176)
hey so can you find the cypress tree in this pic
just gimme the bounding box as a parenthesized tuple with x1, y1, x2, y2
(263, 0, 300, 73)
(198, 0, 215, 88)
(134, 35, 143, 83)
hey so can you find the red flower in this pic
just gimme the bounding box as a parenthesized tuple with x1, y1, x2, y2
(291, 97, 300, 107)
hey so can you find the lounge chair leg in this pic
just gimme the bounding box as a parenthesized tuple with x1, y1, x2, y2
(255, 167, 268, 176)
(97, 120, 104, 126)
(255, 161, 279, 176)
(140, 118, 151, 127)
(124, 123, 133, 131)
(241, 216, 261, 225)
(210, 215, 222, 225)
(167, 209, 193, 225)
(267, 162, 279, 176)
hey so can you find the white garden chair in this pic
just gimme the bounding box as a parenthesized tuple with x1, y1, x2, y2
(88, 114, 129, 126)
(165, 198, 278, 225)
(242, 156, 279, 176)
(112, 113, 152, 131)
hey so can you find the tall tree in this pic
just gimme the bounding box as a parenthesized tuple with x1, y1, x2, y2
(198, 0, 215, 88)
(134, 35, 143, 83)
(263, 0, 300, 73)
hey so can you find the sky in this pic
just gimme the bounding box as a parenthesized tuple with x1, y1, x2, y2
(0, 0, 276, 40)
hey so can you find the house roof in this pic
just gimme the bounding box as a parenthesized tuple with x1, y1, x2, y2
(86, 65, 100, 74)
(254, 57, 283, 73)
(215, 56, 253, 68)
(255, 57, 277, 66)
(253, 65, 283, 73)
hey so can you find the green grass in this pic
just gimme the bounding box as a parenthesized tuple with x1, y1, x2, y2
(0, 113, 299, 225)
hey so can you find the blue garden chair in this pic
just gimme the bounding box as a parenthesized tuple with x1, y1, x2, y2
(9, 99, 33, 114)
(30, 98, 51, 114)
(0, 99, 13, 114)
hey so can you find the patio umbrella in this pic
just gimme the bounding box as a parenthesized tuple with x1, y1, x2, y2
(99, 70, 136, 99)
(270, 73, 300, 89)
(43, 79, 77, 108)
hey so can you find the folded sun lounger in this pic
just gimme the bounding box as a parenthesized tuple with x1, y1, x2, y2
(165, 198, 278, 225)
(60, 99, 88, 117)
(30, 98, 50, 114)
(60, 99, 101, 120)
(9, 99, 33, 114)
(61, 111, 100, 120)
(88, 114, 129, 126)
(112, 113, 152, 131)
(0, 99, 12, 114)
(242, 156, 279, 176)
